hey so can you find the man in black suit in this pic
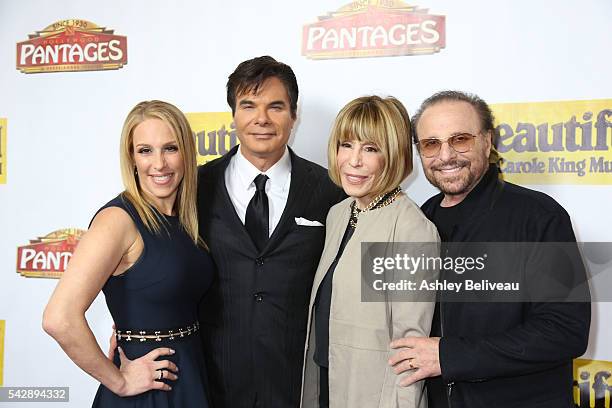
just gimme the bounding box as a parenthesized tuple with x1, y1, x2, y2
(197, 56, 344, 408)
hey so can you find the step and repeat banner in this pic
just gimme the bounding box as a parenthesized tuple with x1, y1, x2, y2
(0, 0, 611, 406)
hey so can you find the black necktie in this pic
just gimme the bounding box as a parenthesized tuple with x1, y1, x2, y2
(245, 174, 269, 251)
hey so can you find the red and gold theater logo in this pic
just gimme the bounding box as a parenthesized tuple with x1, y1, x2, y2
(17, 229, 85, 278)
(16, 19, 127, 74)
(302, 0, 445, 60)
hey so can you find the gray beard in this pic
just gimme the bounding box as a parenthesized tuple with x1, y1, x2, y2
(426, 159, 475, 196)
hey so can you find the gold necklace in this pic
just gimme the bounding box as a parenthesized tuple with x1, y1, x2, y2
(349, 186, 402, 229)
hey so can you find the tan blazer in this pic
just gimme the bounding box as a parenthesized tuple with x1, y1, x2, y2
(301, 193, 440, 408)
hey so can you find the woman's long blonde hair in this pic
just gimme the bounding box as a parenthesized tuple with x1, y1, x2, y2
(119, 100, 201, 246)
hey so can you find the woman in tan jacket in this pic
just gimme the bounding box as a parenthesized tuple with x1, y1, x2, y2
(301, 96, 439, 408)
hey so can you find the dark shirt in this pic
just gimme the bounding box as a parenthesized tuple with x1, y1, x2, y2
(428, 201, 463, 405)
(428, 199, 463, 405)
(430, 201, 463, 243)
(313, 188, 401, 368)
(422, 164, 590, 408)
(313, 221, 354, 367)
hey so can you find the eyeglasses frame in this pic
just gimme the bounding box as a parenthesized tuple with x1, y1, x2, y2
(415, 131, 484, 158)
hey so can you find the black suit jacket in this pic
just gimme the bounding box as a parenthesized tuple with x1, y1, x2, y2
(197, 146, 344, 408)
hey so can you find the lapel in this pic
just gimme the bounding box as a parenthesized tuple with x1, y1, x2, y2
(309, 199, 351, 305)
(207, 146, 259, 251)
(261, 148, 315, 254)
(207, 146, 318, 256)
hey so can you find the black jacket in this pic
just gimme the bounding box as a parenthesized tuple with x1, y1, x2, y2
(197, 146, 344, 408)
(422, 164, 591, 408)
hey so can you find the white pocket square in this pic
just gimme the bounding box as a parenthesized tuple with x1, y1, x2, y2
(295, 217, 324, 227)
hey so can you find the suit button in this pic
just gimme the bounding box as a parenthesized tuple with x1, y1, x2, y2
(255, 257, 264, 266)
(254, 293, 263, 302)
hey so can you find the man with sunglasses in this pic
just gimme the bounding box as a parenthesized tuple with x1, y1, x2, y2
(388, 91, 590, 407)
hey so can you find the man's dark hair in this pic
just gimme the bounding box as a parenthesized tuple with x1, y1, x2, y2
(226, 56, 299, 119)
(411, 90, 497, 144)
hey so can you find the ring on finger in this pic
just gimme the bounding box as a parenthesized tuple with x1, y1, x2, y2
(158, 370, 164, 380)
(408, 359, 415, 369)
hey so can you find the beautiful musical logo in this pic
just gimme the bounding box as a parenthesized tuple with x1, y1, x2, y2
(302, 0, 445, 59)
(573, 359, 612, 408)
(492, 99, 612, 184)
(17, 229, 85, 278)
(16, 19, 127, 74)
(186, 112, 237, 164)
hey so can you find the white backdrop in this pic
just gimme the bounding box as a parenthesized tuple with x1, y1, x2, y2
(0, 0, 611, 406)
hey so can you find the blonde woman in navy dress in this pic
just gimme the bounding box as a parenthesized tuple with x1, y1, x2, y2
(43, 100, 213, 407)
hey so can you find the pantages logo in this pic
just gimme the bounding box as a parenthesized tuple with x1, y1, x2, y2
(16, 19, 127, 74)
(17, 229, 85, 278)
(492, 99, 612, 184)
(302, 0, 445, 60)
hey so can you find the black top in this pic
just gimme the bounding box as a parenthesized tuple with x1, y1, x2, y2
(422, 165, 590, 408)
(430, 201, 463, 243)
(313, 189, 400, 368)
(91, 194, 214, 408)
(313, 221, 354, 367)
(99, 194, 213, 330)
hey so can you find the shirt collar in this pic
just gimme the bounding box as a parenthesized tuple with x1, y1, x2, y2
(233, 146, 292, 191)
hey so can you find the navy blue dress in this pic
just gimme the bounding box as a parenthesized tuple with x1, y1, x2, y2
(92, 195, 213, 408)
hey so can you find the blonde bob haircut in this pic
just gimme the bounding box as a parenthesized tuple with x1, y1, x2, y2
(328, 95, 413, 197)
(119, 100, 201, 246)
